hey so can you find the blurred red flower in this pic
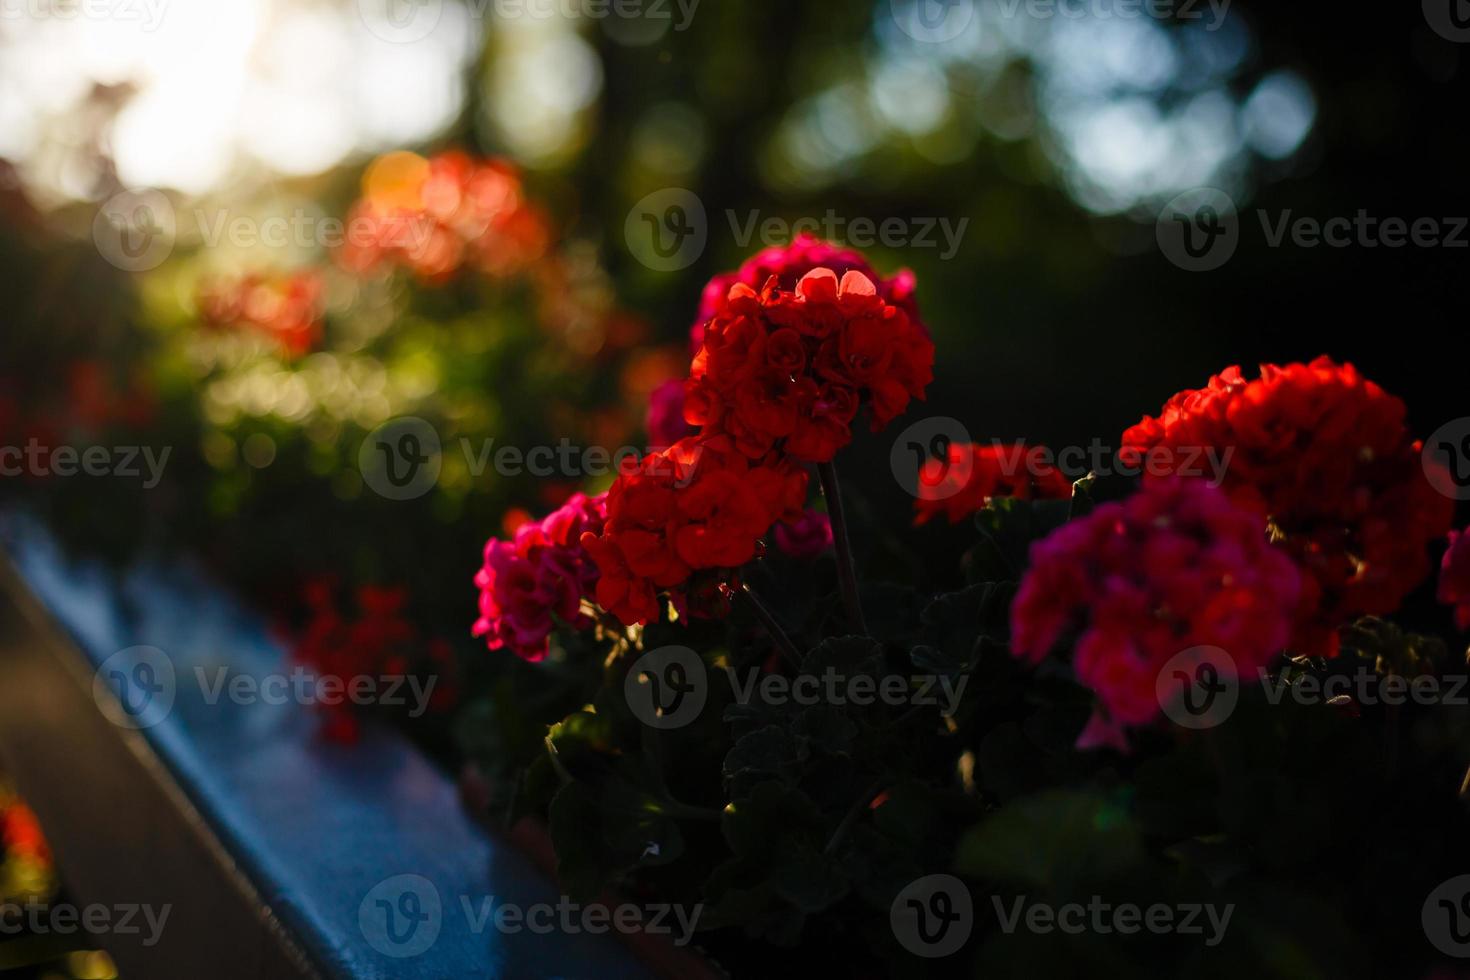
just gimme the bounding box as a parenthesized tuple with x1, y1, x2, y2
(65, 360, 158, 431)
(913, 441, 1072, 526)
(197, 270, 324, 358)
(292, 581, 457, 742)
(337, 151, 550, 284)
(1, 799, 51, 868)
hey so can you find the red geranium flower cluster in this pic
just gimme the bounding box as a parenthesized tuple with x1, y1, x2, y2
(481, 240, 925, 636)
(685, 268, 934, 463)
(1120, 356, 1454, 657)
(1439, 529, 1470, 631)
(292, 581, 457, 742)
(65, 360, 158, 431)
(337, 150, 550, 285)
(197, 270, 324, 358)
(474, 492, 607, 662)
(580, 437, 807, 626)
(1012, 478, 1301, 744)
(691, 232, 921, 350)
(913, 441, 1073, 526)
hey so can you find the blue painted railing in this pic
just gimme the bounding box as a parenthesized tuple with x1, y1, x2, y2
(0, 516, 657, 979)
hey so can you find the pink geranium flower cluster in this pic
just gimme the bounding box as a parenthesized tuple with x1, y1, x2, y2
(473, 492, 608, 662)
(1011, 478, 1301, 742)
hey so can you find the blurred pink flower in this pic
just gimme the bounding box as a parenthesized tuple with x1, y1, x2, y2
(774, 508, 833, 560)
(646, 378, 695, 448)
(1439, 529, 1470, 631)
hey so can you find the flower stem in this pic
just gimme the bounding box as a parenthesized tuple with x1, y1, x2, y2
(818, 459, 868, 636)
(738, 585, 803, 669)
(657, 798, 725, 822)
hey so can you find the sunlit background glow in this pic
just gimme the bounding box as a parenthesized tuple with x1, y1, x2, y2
(0, 0, 480, 200)
(763, 0, 1317, 215)
(0, 0, 1315, 219)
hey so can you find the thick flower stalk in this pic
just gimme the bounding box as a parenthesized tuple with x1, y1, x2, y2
(1011, 478, 1301, 745)
(1120, 356, 1454, 657)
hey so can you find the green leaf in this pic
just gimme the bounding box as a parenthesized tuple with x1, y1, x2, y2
(722, 781, 823, 858)
(870, 780, 946, 848)
(956, 789, 1143, 889)
(699, 858, 776, 930)
(802, 635, 884, 679)
(792, 704, 859, 755)
(548, 780, 686, 901)
(917, 581, 1016, 676)
(770, 842, 851, 912)
(967, 497, 1071, 582)
(723, 725, 811, 785)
